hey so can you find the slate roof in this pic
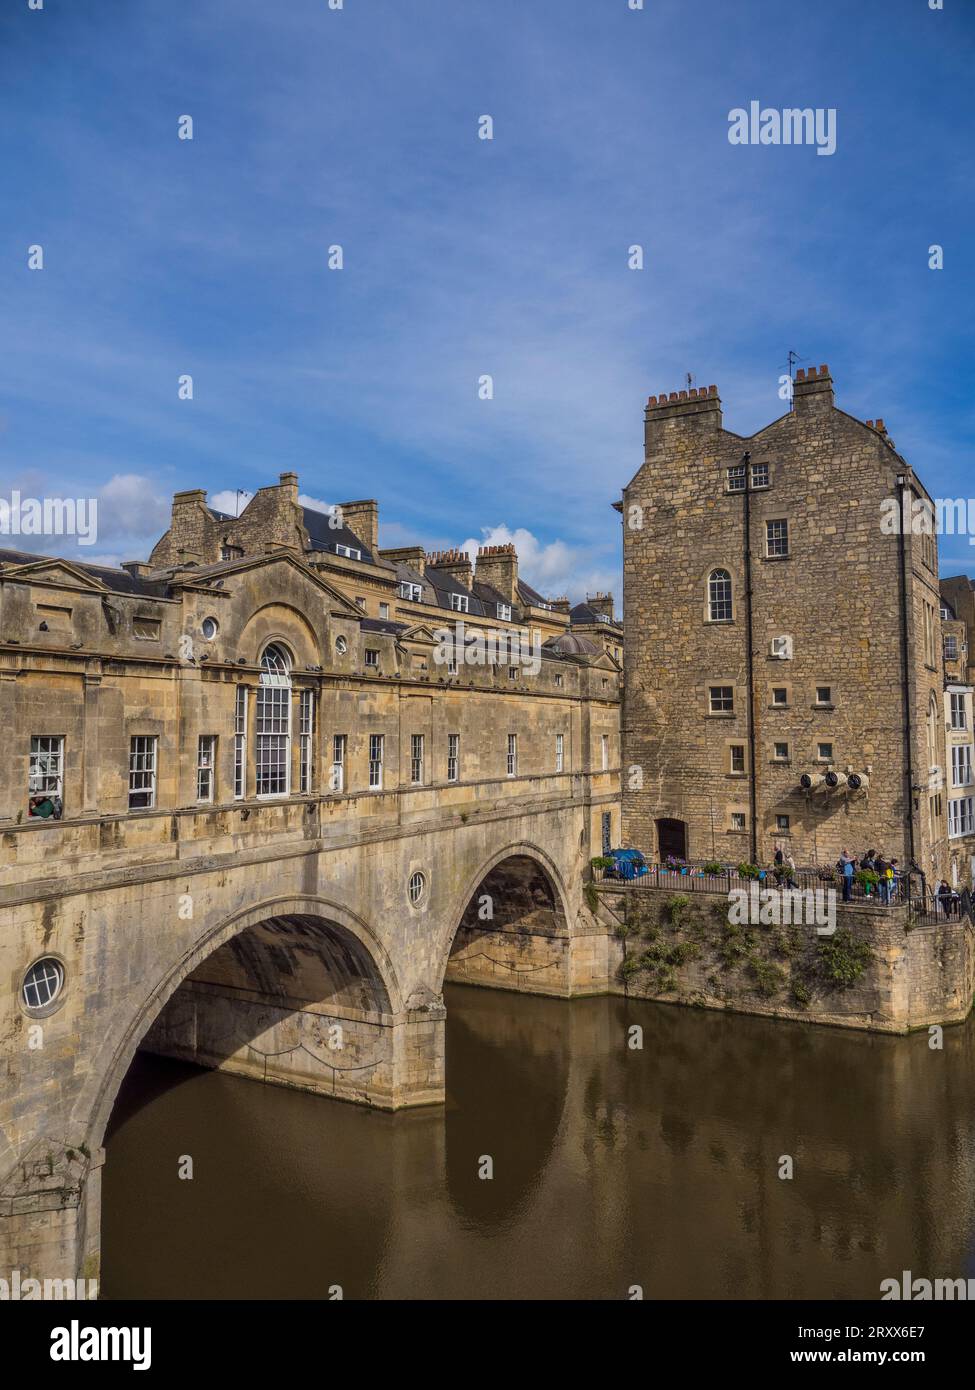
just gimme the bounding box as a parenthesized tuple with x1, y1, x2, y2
(301, 506, 374, 563)
(0, 548, 170, 597)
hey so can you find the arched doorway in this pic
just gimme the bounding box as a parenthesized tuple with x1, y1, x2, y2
(656, 817, 688, 861)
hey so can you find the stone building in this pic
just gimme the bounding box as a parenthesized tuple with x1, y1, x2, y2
(940, 577, 975, 887)
(619, 366, 949, 885)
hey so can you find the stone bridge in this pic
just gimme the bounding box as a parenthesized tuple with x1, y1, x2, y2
(0, 785, 615, 1284)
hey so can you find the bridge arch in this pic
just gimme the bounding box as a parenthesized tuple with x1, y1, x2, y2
(437, 842, 573, 997)
(85, 894, 406, 1150)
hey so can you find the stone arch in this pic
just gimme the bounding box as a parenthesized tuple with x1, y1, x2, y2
(435, 842, 572, 996)
(85, 894, 405, 1150)
(239, 602, 323, 667)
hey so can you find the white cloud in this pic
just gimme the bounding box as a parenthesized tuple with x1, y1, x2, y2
(460, 523, 620, 607)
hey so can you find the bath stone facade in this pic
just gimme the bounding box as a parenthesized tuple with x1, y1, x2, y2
(0, 480, 621, 1283)
(619, 367, 949, 885)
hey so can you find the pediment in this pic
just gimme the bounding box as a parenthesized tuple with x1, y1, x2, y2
(3, 558, 107, 592)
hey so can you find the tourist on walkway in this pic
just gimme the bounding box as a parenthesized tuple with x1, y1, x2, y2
(839, 850, 855, 903)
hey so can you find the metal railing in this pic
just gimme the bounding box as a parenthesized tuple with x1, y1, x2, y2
(591, 858, 929, 911)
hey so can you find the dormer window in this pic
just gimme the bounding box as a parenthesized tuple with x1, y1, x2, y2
(497, 603, 512, 621)
(450, 593, 469, 613)
(399, 581, 423, 602)
(220, 543, 243, 561)
(334, 544, 362, 560)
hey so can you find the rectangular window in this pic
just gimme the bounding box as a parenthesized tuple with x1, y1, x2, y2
(28, 735, 64, 818)
(256, 681, 290, 797)
(555, 673, 564, 688)
(197, 734, 216, 803)
(220, 544, 243, 561)
(727, 464, 746, 492)
(410, 733, 424, 785)
(601, 733, 610, 770)
(379, 603, 389, 619)
(709, 685, 734, 713)
(331, 734, 346, 792)
(818, 742, 834, 761)
(129, 736, 157, 810)
(945, 635, 959, 661)
(398, 581, 423, 602)
(556, 733, 564, 773)
(730, 744, 746, 773)
(508, 666, 518, 681)
(450, 593, 469, 613)
(299, 690, 314, 793)
(766, 519, 789, 557)
(497, 603, 512, 621)
(355, 596, 366, 610)
(368, 734, 384, 790)
(949, 796, 975, 837)
(750, 463, 770, 489)
(731, 811, 746, 831)
(952, 744, 973, 788)
(234, 687, 247, 799)
(772, 687, 788, 706)
(334, 544, 362, 560)
(507, 734, 517, 777)
(364, 648, 380, 669)
(950, 693, 967, 730)
(815, 685, 832, 705)
(133, 616, 161, 640)
(776, 814, 790, 831)
(602, 811, 612, 856)
(447, 733, 459, 783)
(773, 742, 789, 761)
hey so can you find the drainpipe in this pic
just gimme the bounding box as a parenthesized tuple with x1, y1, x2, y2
(896, 472, 918, 869)
(742, 453, 759, 864)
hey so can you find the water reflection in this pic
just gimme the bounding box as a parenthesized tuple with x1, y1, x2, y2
(103, 985, 975, 1299)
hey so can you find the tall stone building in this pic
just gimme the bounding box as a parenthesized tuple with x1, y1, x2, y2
(940, 576, 975, 887)
(619, 366, 949, 884)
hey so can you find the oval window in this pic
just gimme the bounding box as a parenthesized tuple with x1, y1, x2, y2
(408, 871, 426, 906)
(22, 957, 65, 1012)
(335, 636, 348, 655)
(201, 617, 218, 641)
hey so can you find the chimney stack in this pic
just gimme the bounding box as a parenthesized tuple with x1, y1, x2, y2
(338, 499, 379, 557)
(473, 543, 519, 604)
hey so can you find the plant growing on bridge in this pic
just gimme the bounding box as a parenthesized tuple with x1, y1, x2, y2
(737, 861, 761, 880)
(817, 929, 872, 985)
(591, 856, 613, 871)
(701, 861, 725, 876)
(665, 893, 691, 927)
(747, 958, 784, 998)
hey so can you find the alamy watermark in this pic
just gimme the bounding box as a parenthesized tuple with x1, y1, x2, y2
(434, 621, 541, 677)
(728, 102, 836, 157)
(0, 491, 98, 545)
(1, 1268, 98, 1300)
(881, 493, 975, 546)
(729, 883, 837, 935)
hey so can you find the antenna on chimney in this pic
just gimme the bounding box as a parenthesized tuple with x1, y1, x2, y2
(782, 349, 805, 412)
(235, 489, 245, 518)
(685, 372, 695, 391)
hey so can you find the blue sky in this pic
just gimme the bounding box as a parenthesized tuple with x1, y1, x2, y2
(1, 0, 973, 597)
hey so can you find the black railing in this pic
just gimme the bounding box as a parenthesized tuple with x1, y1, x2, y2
(591, 858, 927, 910)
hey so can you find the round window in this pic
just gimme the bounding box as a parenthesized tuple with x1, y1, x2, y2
(335, 636, 348, 655)
(22, 957, 65, 1012)
(201, 617, 218, 641)
(408, 871, 426, 906)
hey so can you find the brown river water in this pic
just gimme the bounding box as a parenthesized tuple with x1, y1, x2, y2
(102, 984, 975, 1300)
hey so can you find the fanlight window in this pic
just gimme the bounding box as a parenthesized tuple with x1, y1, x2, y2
(708, 569, 733, 622)
(256, 643, 292, 796)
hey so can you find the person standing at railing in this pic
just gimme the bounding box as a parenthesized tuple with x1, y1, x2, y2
(875, 853, 889, 904)
(839, 850, 855, 903)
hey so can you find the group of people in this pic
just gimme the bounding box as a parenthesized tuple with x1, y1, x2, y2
(836, 849, 900, 904)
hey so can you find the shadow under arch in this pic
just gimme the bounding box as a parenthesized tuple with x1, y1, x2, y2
(85, 894, 405, 1152)
(439, 844, 573, 1226)
(435, 841, 572, 994)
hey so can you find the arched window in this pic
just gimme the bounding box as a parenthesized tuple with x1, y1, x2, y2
(708, 569, 733, 622)
(927, 692, 940, 771)
(256, 643, 292, 796)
